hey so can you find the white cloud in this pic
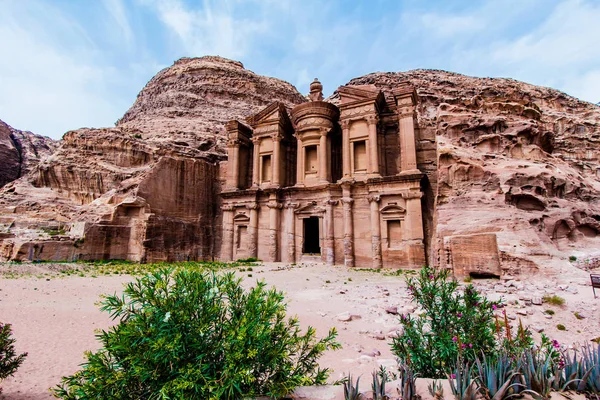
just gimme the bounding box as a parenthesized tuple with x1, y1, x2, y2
(102, 0, 135, 46)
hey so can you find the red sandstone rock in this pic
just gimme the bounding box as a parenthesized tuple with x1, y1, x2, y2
(0, 119, 56, 187)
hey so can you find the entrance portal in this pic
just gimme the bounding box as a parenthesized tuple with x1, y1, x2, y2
(303, 216, 320, 254)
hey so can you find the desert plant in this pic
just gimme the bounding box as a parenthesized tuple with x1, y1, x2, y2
(428, 379, 444, 400)
(557, 324, 566, 331)
(392, 266, 497, 378)
(448, 358, 479, 400)
(0, 322, 27, 391)
(372, 366, 391, 400)
(398, 361, 419, 400)
(53, 268, 340, 399)
(542, 295, 565, 306)
(580, 343, 600, 394)
(475, 353, 519, 400)
(519, 348, 557, 400)
(344, 374, 363, 400)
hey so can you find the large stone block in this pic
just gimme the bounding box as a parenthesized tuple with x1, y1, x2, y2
(450, 233, 501, 277)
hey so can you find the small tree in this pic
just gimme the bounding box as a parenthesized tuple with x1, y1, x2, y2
(0, 322, 27, 392)
(54, 268, 340, 399)
(391, 266, 497, 378)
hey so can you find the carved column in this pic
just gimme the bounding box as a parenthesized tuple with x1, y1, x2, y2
(396, 93, 419, 174)
(404, 191, 424, 241)
(285, 203, 299, 263)
(341, 184, 354, 267)
(227, 139, 240, 189)
(267, 196, 282, 262)
(367, 116, 380, 176)
(221, 205, 235, 261)
(272, 135, 281, 186)
(368, 194, 383, 269)
(247, 203, 259, 259)
(324, 199, 338, 266)
(319, 130, 328, 182)
(251, 137, 260, 186)
(341, 120, 351, 179)
(296, 136, 304, 185)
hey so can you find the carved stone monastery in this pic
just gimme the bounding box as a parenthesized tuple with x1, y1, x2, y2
(221, 79, 426, 269)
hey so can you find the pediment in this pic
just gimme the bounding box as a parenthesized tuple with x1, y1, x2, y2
(338, 85, 386, 111)
(246, 102, 292, 129)
(296, 202, 326, 215)
(380, 204, 406, 220)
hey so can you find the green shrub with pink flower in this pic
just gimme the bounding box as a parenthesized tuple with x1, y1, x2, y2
(390, 266, 600, 400)
(391, 265, 498, 378)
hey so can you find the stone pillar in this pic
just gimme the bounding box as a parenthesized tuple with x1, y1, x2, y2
(251, 137, 260, 186)
(341, 184, 354, 267)
(267, 195, 281, 262)
(404, 192, 424, 240)
(221, 205, 235, 261)
(296, 136, 304, 185)
(324, 200, 338, 266)
(368, 194, 383, 269)
(367, 116, 380, 176)
(319, 131, 328, 182)
(272, 135, 281, 186)
(247, 203, 259, 259)
(284, 203, 299, 263)
(226, 139, 240, 189)
(341, 120, 351, 179)
(396, 93, 419, 175)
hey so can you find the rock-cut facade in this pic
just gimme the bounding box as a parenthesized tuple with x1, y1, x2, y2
(220, 79, 426, 268)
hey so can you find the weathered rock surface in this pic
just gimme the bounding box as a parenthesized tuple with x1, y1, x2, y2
(0, 119, 56, 187)
(1, 58, 599, 274)
(334, 70, 600, 277)
(0, 56, 305, 263)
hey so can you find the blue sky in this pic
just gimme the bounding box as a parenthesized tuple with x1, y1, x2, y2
(1, 0, 599, 140)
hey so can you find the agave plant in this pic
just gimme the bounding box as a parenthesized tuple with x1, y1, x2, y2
(551, 346, 594, 393)
(580, 343, 600, 394)
(427, 379, 444, 400)
(372, 368, 389, 400)
(519, 348, 557, 400)
(398, 361, 419, 400)
(449, 358, 479, 400)
(344, 374, 363, 400)
(475, 353, 520, 400)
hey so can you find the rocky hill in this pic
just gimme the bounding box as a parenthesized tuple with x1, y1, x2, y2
(0, 119, 56, 187)
(0, 56, 305, 262)
(1, 57, 598, 277)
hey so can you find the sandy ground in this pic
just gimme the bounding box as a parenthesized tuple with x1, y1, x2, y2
(0, 262, 598, 399)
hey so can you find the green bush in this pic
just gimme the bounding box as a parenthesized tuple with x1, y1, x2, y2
(54, 268, 340, 399)
(391, 266, 497, 378)
(0, 322, 27, 391)
(543, 295, 565, 306)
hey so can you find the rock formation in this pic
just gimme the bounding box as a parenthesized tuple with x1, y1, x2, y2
(0, 56, 305, 263)
(0, 119, 56, 187)
(335, 70, 600, 277)
(1, 57, 599, 278)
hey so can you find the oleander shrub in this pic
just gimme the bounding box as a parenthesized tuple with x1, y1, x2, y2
(391, 266, 497, 378)
(54, 268, 340, 399)
(0, 322, 27, 392)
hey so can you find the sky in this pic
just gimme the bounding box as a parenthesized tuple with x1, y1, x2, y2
(1, 0, 599, 140)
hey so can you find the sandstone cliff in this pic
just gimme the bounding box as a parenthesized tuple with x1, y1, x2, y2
(0, 56, 305, 263)
(336, 70, 600, 277)
(1, 57, 599, 277)
(0, 119, 56, 187)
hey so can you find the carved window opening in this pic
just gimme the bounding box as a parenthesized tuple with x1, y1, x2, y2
(305, 146, 318, 174)
(261, 154, 272, 183)
(387, 220, 402, 248)
(353, 140, 367, 172)
(236, 225, 247, 249)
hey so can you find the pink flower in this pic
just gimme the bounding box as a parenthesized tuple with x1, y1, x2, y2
(492, 304, 497, 310)
(461, 344, 466, 349)
(457, 313, 463, 318)
(452, 336, 458, 342)
(450, 374, 456, 379)
(468, 343, 473, 348)
(429, 275, 434, 280)
(552, 340, 560, 349)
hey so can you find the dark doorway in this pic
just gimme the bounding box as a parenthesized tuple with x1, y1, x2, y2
(303, 217, 321, 254)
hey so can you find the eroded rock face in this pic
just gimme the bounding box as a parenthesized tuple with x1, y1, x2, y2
(340, 70, 600, 277)
(0, 119, 56, 187)
(0, 56, 305, 263)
